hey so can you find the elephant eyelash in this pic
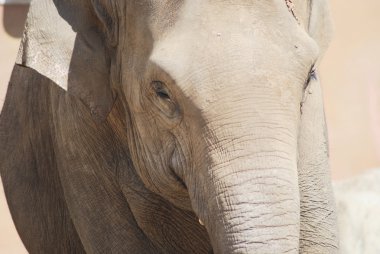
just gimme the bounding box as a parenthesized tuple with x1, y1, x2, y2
(157, 90, 171, 100)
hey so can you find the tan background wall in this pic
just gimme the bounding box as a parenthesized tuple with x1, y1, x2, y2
(0, 5, 29, 253)
(321, 0, 380, 179)
(0, 1, 379, 252)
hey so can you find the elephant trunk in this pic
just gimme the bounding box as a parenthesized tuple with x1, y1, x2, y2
(190, 113, 301, 253)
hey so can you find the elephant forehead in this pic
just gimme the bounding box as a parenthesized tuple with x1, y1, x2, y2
(149, 1, 318, 105)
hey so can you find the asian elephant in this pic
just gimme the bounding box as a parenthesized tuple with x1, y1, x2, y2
(0, 0, 338, 253)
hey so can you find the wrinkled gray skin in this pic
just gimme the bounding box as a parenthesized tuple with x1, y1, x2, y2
(0, 0, 338, 253)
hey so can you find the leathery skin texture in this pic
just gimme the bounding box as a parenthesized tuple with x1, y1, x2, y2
(0, 0, 338, 253)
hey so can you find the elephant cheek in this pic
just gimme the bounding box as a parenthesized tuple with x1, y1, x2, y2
(130, 128, 193, 210)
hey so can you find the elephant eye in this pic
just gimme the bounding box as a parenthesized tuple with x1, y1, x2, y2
(150, 81, 179, 119)
(300, 66, 317, 114)
(157, 90, 170, 100)
(304, 66, 317, 90)
(152, 81, 171, 100)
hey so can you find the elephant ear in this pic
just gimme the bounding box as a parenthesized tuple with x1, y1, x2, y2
(16, 0, 118, 121)
(307, 0, 333, 61)
(290, 0, 333, 61)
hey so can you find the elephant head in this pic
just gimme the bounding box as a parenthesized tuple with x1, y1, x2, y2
(13, 0, 338, 253)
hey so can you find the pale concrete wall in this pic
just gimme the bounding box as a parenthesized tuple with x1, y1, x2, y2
(0, 1, 379, 253)
(0, 5, 28, 110)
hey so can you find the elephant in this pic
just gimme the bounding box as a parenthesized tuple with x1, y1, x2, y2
(0, 0, 339, 253)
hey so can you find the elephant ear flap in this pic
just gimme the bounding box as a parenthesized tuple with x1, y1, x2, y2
(307, 0, 333, 61)
(16, 0, 118, 122)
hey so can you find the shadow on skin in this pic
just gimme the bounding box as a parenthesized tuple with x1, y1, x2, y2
(3, 4, 29, 38)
